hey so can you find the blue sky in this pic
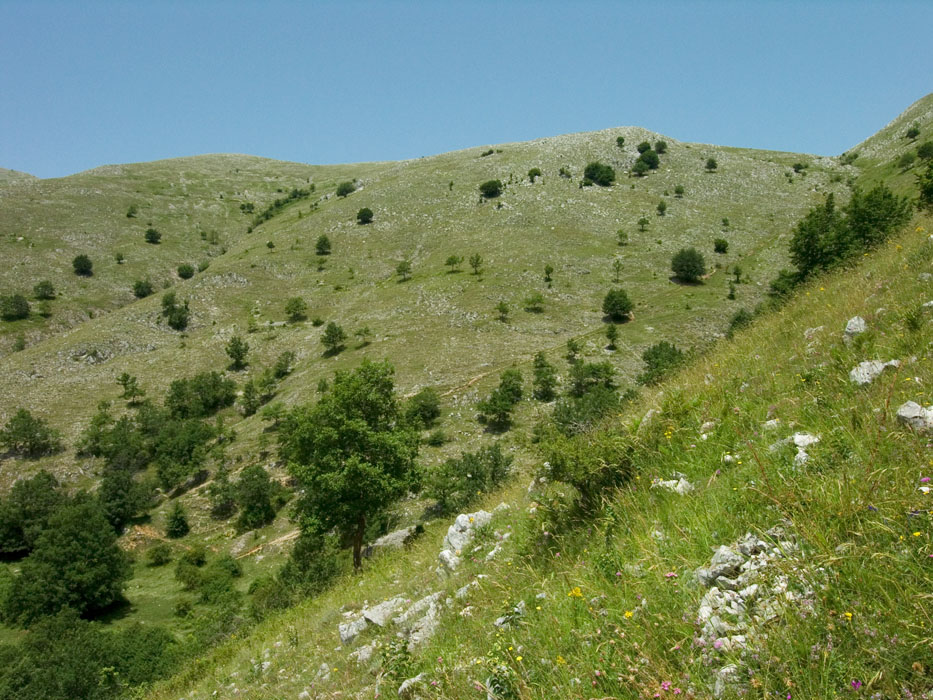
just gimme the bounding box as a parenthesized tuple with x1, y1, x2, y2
(1, 0, 931, 179)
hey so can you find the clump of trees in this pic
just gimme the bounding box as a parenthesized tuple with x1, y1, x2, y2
(336, 181, 356, 198)
(477, 369, 523, 431)
(637, 341, 685, 385)
(426, 443, 512, 514)
(0, 409, 61, 457)
(0, 294, 30, 321)
(583, 162, 615, 186)
(161, 291, 190, 330)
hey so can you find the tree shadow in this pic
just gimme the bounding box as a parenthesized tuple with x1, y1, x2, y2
(668, 276, 703, 286)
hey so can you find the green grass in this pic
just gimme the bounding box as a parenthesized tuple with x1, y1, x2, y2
(145, 211, 933, 700)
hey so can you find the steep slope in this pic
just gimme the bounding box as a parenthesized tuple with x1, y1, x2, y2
(145, 209, 933, 700)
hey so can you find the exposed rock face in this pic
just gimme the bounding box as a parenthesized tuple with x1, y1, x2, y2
(362, 596, 406, 627)
(848, 359, 899, 385)
(896, 400, 933, 433)
(843, 316, 867, 344)
(338, 614, 368, 644)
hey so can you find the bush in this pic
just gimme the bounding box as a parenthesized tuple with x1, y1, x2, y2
(133, 279, 153, 298)
(632, 160, 649, 177)
(72, 255, 93, 276)
(602, 288, 633, 321)
(479, 179, 503, 199)
(426, 443, 513, 514)
(727, 308, 756, 337)
(656, 199, 667, 216)
(638, 150, 659, 170)
(898, 151, 917, 170)
(336, 181, 356, 197)
(0, 409, 61, 457)
(32, 281, 55, 300)
(654, 140, 668, 154)
(321, 321, 347, 355)
(637, 341, 685, 385)
(615, 136, 625, 149)
(543, 428, 634, 509)
(636, 141, 651, 154)
(161, 292, 190, 331)
(528, 167, 542, 183)
(396, 260, 412, 281)
(405, 387, 441, 429)
(583, 162, 615, 186)
(705, 157, 718, 172)
(0, 294, 30, 321)
(523, 291, 544, 312)
(144, 228, 161, 244)
(568, 361, 615, 398)
(285, 296, 307, 322)
(532, 352, 557, 401)
(714, 238, 729, 254)
(918, 141, 933, 161)
(235, 465, 277, 532)
(315, 234, 331, 256)
(477, 370, 523, 431)
(671, 247, 706, 282)
(674, 185, 685, 197)
(177, 264, 195, 279)
(225, 335, 249, 371)
(906, 124, 921, 140)
(919, 163, 933, 212)
(552, 384, 620, 436)
(147, 543, 173, 567)
(469, 253, 483, 274)
(445, 255, 463, 272)
(166, 371, 236, 419)
(356, 207, 373, 224)
(165, 502, 189, 538)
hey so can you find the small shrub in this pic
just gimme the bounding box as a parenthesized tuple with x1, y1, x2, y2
(469, 253, 483, 275)
(918, 141, 933, 161)
(145, 228, 162, 244)
(714, 238, 729, 254)
(33, 280, 55, 300)
(161, 292, 190, 331)
(656, 199, 667, 216)
(425, 429, 447, 446)
(906, 123, 920, 140)
(396, 260, 412, 281)
(426, 443, 512, 514)
(615, 136, 625, 149)
(165, 502, 189, 539)
(72, 254, 93, 276)
(523, 291, 544, 312)
(528, 167, 542, 183)
(147, 543, 173, 567)
(285, 296, 307, 322)
(315, 234, 331, 256)
(727, 308, 755, 337)
(637, 341, 685, 385)
(0, 294, 30, 321)
(0, 408, 62, 457)
(654, 140, 668, 154)
(532, 352, 557, 401)
(356, 207, 373, 224)
(126, 204, 138, 218)
(705, 157, 718, 172)
(495, 300, 509, 321)
(321, 321, 347, 355)
(479, 179, 503, 199)
(336, 181, 356, 197)
(177, 264, 195, 279)
(674, 184, 685, 197)
(133, 279, 154, 298)
(405, 387, 441, 429)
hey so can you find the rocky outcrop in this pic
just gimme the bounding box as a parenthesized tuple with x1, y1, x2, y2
(437, 510, 492, 573)
(849, 359, 899, 385)
(896, 401, 933, 433)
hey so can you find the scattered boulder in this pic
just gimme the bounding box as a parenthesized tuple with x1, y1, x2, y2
(651, 474, 695, 495)
(349, 643, 375, 665)
(364, 526, 416, 558)
(849, 359, 899, 385)
(362, 596, 406, 627)
(896, 401, 933, 433)
(843, 316, 867, 344)
(338, 614, 368, 645)
(437, 510, 492, 573)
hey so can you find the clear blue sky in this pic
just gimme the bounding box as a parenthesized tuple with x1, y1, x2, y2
(1, 0, 930, 179)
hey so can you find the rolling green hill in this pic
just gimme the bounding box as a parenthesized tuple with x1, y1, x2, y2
(0, 94, 930, 700)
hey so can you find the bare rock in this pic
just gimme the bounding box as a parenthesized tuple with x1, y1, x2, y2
(849, 359, 899, 385)
(338, 615, 368, 644)
(651, 476, 695, 495)
(843, 316, 867, 344)
(398, 673, 426, 698)
(362, 596, 406, 627)
(896, 401, 933, 433)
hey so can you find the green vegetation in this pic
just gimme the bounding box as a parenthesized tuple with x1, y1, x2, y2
(72, 254, 93, 276)
(336, 181, 356, 198)
(601, 288, 633, 321)
(671, 246, 706, 282)
(356, 207, 373, 224)
(0, 294, 29, 321)
(582, 161, 615, 186)
(225, 335, 249, 371)
(0, 409, 61, 457)
(479, 179, 503, 199)
(321, 321, 346, 355)
(145, 227, 162, 244)
(636, 339, 685, 384)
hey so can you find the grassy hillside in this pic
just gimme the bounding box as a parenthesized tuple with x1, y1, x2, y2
(145, 209, 933, 700)
(0, 95, 929, 698)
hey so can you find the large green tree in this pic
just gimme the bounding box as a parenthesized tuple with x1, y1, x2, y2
(4, 500, 131, 626)
(279, 360, 419, 570)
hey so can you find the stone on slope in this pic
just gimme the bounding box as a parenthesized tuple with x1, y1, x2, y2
(843, 316, 867, 344)
(437, 510, 492, 572)
(848, 359, 899, 385)
(896, 401, 933, 433)
(362, 596, 406, 627)
(398, 673, 425, 698)
(651, 476, 695, 495)
(338, 614, 368, 644)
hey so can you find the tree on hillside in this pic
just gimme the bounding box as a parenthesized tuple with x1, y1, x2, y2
(144, 228, 161, 244)
(654, 140, 668, 154)
(0, 409, 61, 458)
(919, 162, 933, 212)
(4, 499, 132, 626)
(279, 360, 419, 570)
(906, 123, 921, 140)
(616, 136, 625, 149)
(336, 181, 356, 198)
(356, 207, 373, 225)
(602, 288, 633, 322)
(0, 294, 30, 321)
(705, 157, 718, 172)
(479, 179, 503, 199)
(72, 255, 93, 276)
(160, 291, 190, 331)
(315, 234, 331, 256)
(321, 321, 347, 356)
(638, 150, 660, 170)
(918, 141, 933, 162)
(532, 352, 557, 401)
(637, 217, 650, 232)
(225, 335, 249, 371)
(469, 253, 483, 275)
(285, 296, 308, 322)
(637, 340, 685, 385)
(0, 471, 68, 555)
(671, 247, 706, 283)
(528, 167, 542, 183)
(133, 279, 154, 298)
(445, 254, 463, 272)
(396, 260, 412, 281)
(637, 141, 651, 154)
(32, 281, 55, 300)
(478, 369, 523, 431)
(117, 373, 145, 403)
(165, 502, 189, 539)
(235, 465, 277, 532)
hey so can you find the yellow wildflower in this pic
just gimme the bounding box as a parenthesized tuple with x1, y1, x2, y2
(568, 586, 583, 598)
